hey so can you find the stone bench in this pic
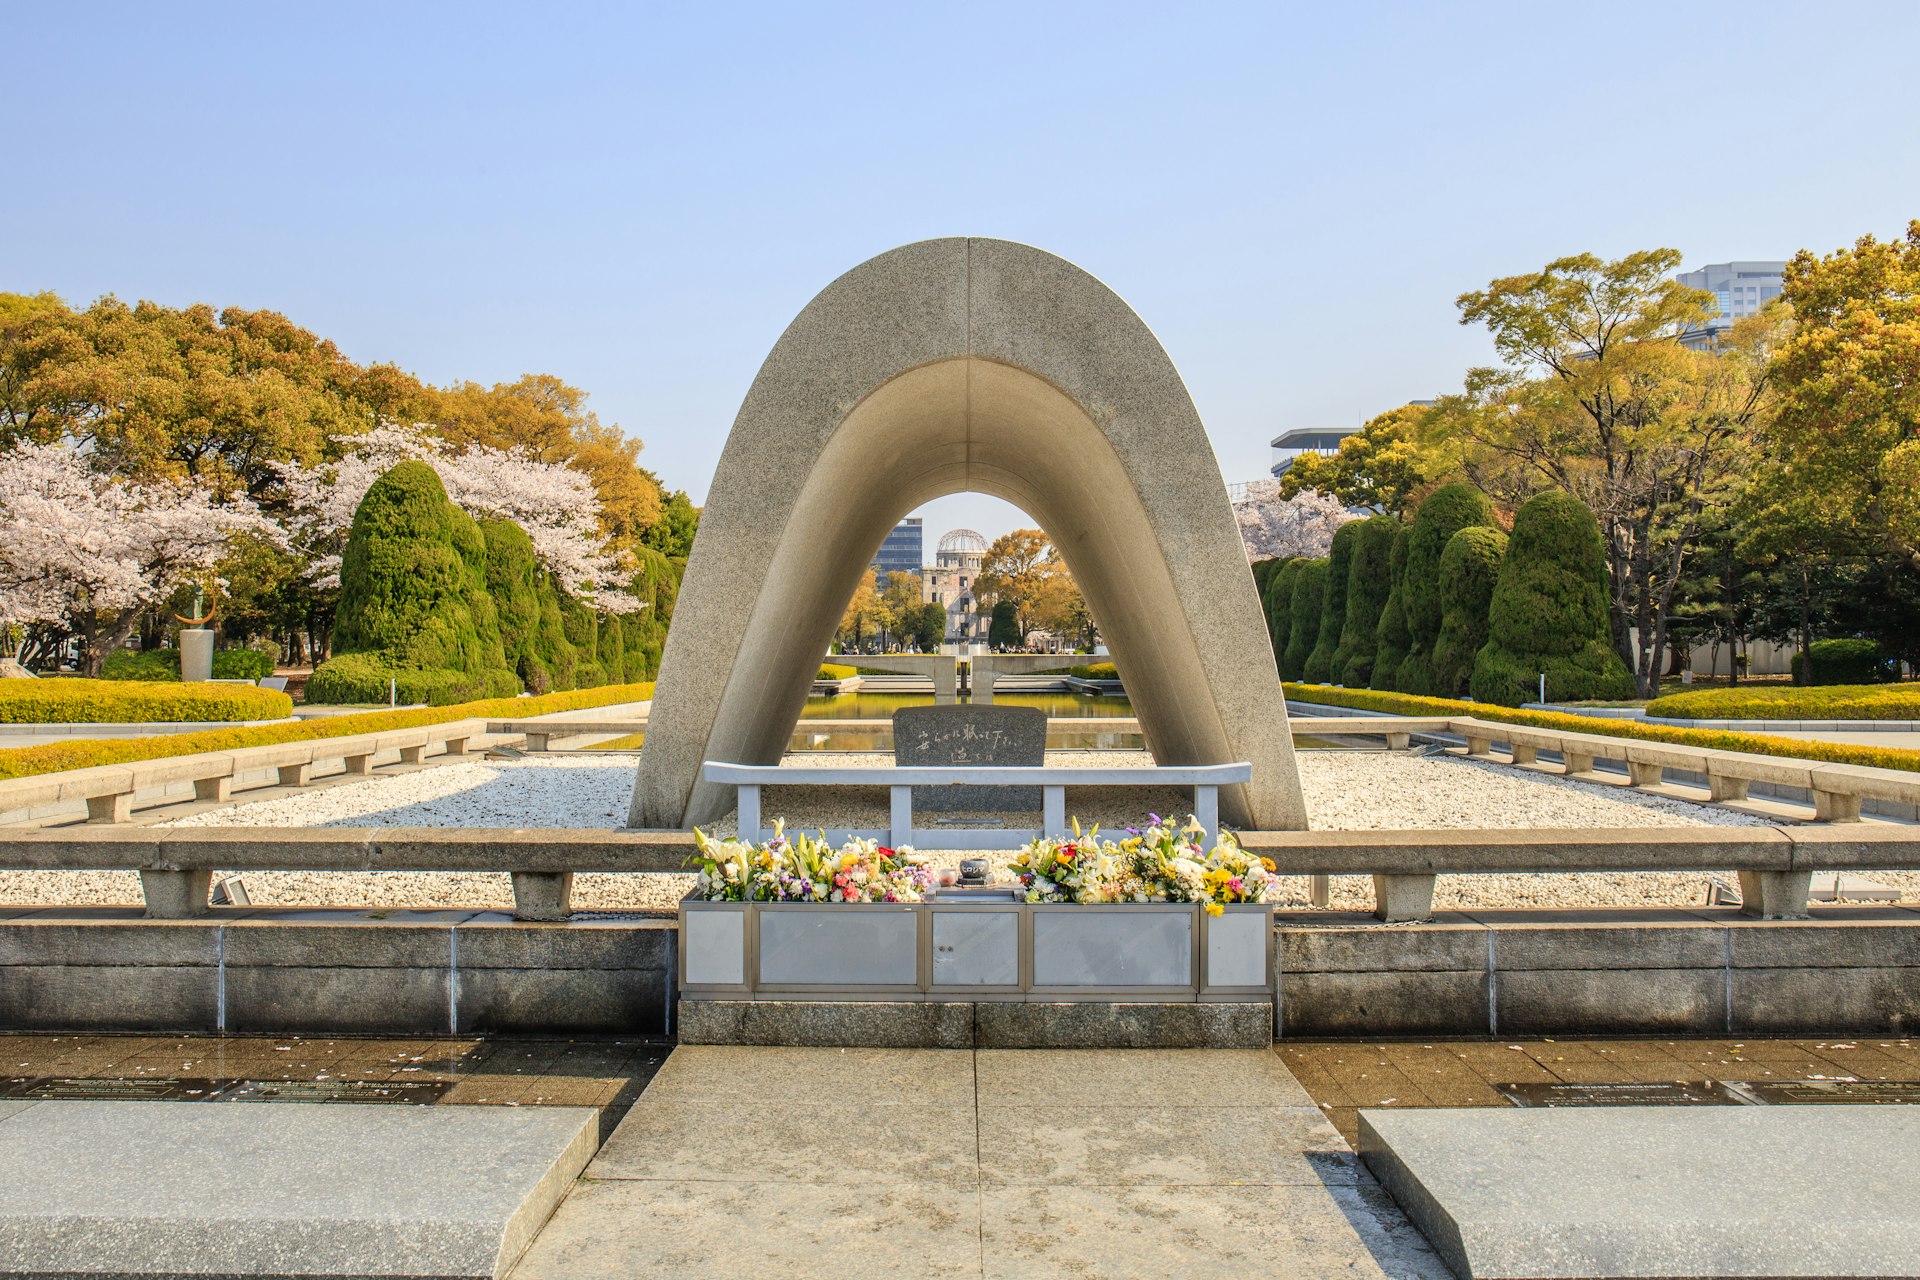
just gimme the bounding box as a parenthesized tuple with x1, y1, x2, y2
(0, 826, 698, 920)
(1236, 824, 1920, 923)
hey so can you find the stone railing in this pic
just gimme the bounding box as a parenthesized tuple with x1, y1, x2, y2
(1291, 713, 1920, 824)
(701, 760, 1254, 849)
(0, 719, 498, 825)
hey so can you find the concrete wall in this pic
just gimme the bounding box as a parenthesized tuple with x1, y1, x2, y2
(8, 907, 1920, 1040)
(0, 908, 675, 1037)
(1278, 907, 1920, 1038)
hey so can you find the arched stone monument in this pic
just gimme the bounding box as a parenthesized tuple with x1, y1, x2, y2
(630, 238, 1307, 831)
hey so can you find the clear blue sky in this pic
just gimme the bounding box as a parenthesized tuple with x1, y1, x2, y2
(7, 2, 1918, 543)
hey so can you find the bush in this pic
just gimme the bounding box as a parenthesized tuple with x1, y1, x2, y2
(0, 679, 292, 724)
(1430, 526, 1507, 697)
(1371, 524, 1413, 691)
(1398, 484, 1495, 695)
(1281, 560, 1328, 681)
(1471, 491, 1635, 706)
(328, 460, 517, 702)
(306, 652, 521, 707)
(818, 664, 857, 681)
(1283, 682, 1920, 776)
(102, 648, 277, 682)
(1646, 681, 1920, 721)
(0, 683, 654, 780)
(1790, 638, 1893, 686)
(1066, 662, 1118, 680)
(988, 600, 1020, 649)
(1333, 517, 1397, 687)
(1263, 558, 1302, 674)
(1303, 522, 1362, 683)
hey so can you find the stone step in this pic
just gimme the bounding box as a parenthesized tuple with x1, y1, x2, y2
(1358, 1105, 1920, 1278)
(0, 1100, 598, 1279)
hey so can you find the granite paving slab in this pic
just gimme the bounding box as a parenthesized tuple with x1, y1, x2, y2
(978, 1104, 1357, 1187)
(511, 1046, 1452, 1278)
(0, 1100, 597, 1279)
(1359, 1105, 1920, 1278)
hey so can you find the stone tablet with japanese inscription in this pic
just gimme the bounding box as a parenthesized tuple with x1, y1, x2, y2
(893, 705, 1046, 813)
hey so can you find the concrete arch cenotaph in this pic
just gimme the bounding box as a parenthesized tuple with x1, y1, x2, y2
(629, 238, 1307, 832)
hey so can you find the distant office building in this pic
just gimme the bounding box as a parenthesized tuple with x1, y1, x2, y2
(1269, 427, 1357, 478)
(922, 528, 989, 644)
(873, 517, 923, 581)
(1676, 261, 1786, 349)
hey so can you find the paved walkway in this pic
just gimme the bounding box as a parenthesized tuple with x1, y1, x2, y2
(510, 1047, 1449, 1279)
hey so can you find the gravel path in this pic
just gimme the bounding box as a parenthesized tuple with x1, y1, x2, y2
(4, 750, 1910, 912)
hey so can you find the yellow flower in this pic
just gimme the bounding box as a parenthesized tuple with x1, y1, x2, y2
(1205, 901, 1225, 917)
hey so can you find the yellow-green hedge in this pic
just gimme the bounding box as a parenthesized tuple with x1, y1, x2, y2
(0, 680, 293, 726)
(1284, 683, 1920, 775)
(0, 682, 654, 781)
(818, 664, 856, 681)
(1645, 682, 1920, 722)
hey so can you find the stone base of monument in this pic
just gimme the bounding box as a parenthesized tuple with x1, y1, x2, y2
(1358, 1105, 1920, 1279)
(679, 998, 1273, 1048)
(0, 1099, 597, 1279)
(678, 892, 1273, 1047)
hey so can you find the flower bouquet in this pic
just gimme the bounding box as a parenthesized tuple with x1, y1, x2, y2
(691, 822, 935, 904)
(1009, 815, 1280, 915)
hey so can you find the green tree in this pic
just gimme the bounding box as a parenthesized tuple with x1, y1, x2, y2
(1278, 404, 1447, 516)
(1397, 484, 1495, 695)
(1431, 526, 1508, 697)
(1471, 492, 1635, 706)
(1749, 221, 1920, 572)
(1445, 250, 1776, 695)
(310, 460, 519, 704)
(915, 601, 949, 652)
(836, 567, 881, 651)
(1332, 516, 1397, 686)
(1281, 560, 1328, 680)
(1371, 524, 1413, 690)
(641, 489, 699, 559)
(987, 600, 1021, 649)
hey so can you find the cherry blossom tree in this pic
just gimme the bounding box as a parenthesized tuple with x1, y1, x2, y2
(272, 422, 639, 612)
(0, 441, 283, 674)
(1232, 482, 1358, 561)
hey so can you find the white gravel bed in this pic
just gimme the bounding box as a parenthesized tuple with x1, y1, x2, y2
(3, 751, 1911, 912)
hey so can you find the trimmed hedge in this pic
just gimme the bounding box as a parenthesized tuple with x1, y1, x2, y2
(1333, 516, 1396, 687)
(1431, 525, 1507, 698)
(1398, 484, 1495, 694)
(1790, 638, 1893, 686)
(1284, 682, 1920, 775)
(1264, 558, 1303, 674)
(0, 680, 292, 725)
(1281, 560, 1329, 681)
(313, 461, 516, 707)
(102, 648, 277, 682)
(1645, 682, 1920, 722)
(819, 664, 857, 681)
(1066, 662, 1118, 680)
(1371, 523, 1413, 691)
(1303, 522, 1362, 683)
(0, 683, 654, 780)
(1471, 491, 1634, 706)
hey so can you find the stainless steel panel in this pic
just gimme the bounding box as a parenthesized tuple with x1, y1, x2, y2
(758, 909, 918, 986)
(684, 909, 746, 986)
(1032, 909, 1192, 988)
(931, 910, 1019, 987)
(1204, 910, 1268, 989)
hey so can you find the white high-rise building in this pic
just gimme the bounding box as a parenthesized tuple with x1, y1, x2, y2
(1676, 261, 1786, 349)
